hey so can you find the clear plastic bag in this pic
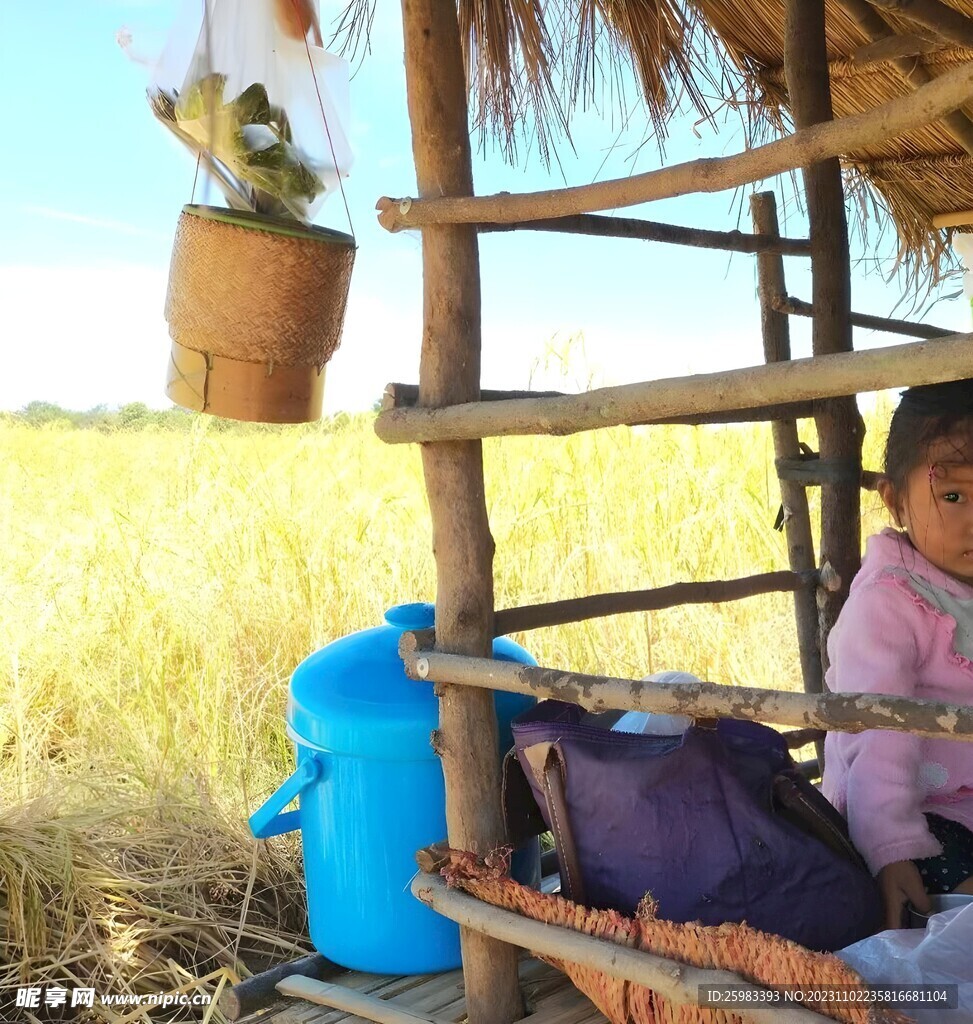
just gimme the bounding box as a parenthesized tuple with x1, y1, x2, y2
(135, 0, 352, 223)
(612, 671, 699, 735)
(836, 904, 973, 1023)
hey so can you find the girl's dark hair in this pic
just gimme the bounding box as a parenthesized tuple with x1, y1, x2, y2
(884, 379, 973, 490)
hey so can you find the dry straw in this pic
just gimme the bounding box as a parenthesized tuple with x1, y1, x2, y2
(0, 789, 309, 1022)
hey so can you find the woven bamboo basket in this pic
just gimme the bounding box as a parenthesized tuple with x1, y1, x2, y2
(164, 205, 356, 423)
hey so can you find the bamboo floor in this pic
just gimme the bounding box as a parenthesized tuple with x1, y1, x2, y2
(250, 957, 607, 1024)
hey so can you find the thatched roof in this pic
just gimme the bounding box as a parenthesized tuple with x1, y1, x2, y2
(367, 0, 973, 285)
(701, 0, 973, 281)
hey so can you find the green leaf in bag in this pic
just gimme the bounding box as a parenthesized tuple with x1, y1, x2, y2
(175, 72, 227, 122)
(233, 83, 272, 126)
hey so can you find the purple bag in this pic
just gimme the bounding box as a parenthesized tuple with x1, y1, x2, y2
(510, 700, 882, 952)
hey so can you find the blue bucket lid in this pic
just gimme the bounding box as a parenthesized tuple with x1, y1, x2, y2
(287, 604, 536, 760)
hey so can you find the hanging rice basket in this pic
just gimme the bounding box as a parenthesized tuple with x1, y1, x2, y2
(164, 204, 355, 423)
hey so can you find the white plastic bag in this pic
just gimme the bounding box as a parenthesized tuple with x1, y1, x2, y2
(836, 904, 973, 1023)
(131, 0, 352, 223)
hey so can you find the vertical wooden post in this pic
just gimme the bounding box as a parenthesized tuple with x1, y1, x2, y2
(783, 0, 863, 669)
(398, 1, 523, 1021)
(751, 191, 826, 766)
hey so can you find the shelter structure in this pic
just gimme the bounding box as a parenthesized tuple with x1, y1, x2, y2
(233, 1, 973, 1022)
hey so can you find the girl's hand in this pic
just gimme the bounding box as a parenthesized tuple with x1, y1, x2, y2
(877, 860, 930, 929)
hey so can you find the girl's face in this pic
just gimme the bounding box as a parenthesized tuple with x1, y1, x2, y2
(881, 433, 973, 586)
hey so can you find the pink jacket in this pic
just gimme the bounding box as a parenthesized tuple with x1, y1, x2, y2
(821, 528, 973, 875)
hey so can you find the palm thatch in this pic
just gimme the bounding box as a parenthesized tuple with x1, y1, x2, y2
(699, 0, 973, 284)
(339, 0, 973, 285)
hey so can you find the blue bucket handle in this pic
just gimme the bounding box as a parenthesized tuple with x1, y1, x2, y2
(249, 755, 324, 839)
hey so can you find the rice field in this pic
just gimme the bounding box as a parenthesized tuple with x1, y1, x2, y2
(0, 405, 893, 1019)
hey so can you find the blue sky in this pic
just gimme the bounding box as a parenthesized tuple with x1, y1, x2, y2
(1, 0, 969, 414)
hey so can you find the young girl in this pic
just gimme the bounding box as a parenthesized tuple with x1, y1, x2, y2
(822, 378, 973, 930)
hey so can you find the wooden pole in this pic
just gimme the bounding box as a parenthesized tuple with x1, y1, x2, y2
(771, 294, 953, 339)
(384, 383, 816, 426)
(837, 0, 973, 155)
(374, 332, 973, 443)
(375, 59, 973, 231)
(933, 209, 973, 229)
(403, 652, 973, 742)
(864, 0, 973, 48)
(412, 874, 837, 1024)
(852, 31, 940, 65)
(492, 569, 832, 636)
(478, 214, 813, 255)
(785, 0, 862, 670)
(398, 1, 521, 1020)
(751, 194, 825, 766)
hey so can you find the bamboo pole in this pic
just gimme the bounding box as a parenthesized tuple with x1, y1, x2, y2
(771, 294, 953, 339)
(784, 0, 863, 674)
(864, 0, 973, 48)
(375, 60, 973, 231)
(398, 1, 521, 1020)
(491, 569, 832, 636)
(478, 214, 813, 255)
(837, 0, 973, 154)
(402, 651, 973, 742)
(412, 874, 836, 1024)
(277, 976, 452, 1024)
(751, 193, 825, 770)
(383, 383, 816, 426)
(374, 332, 973, 443)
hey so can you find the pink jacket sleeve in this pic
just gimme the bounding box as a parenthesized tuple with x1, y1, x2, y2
(828, 582, 943, 874)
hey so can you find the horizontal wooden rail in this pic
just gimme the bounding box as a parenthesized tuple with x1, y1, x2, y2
(932, 209, 973, 229)
(374, 333, 973, 443)
(412, 873, 835, 1024)
(383, 383, 565, 408)
(782, 728, 827, 749)
(376, 60, 973, 231)
(771, 295, 953, 339)
(401, 651, 973, 741)
(773, 456, 882, 489)
(383, 383, 817, 426)
(492, 569, 834, 635)
(478, 214, 813, 256)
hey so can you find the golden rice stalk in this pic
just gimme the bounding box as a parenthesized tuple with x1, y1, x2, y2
(0, 789, 309, 1022)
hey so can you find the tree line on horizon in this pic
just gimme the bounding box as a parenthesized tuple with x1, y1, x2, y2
(2, 401, 368, 433)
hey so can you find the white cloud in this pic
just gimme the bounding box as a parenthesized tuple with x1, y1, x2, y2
(0, 265, 172, 411)
(20, 206, 171, 242)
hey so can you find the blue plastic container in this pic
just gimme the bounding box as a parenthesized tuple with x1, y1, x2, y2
(248, 603, 536, 974)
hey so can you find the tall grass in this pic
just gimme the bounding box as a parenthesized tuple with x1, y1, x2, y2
(0, 406, 896, 1013)
(0, 406, 891, 814)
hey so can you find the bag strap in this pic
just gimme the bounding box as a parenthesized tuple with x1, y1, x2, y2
(541, 744, 587, 905)
(501, 747, 547, 848)
(772, 769, 870, 873)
